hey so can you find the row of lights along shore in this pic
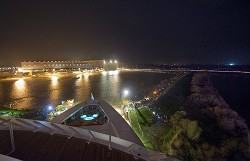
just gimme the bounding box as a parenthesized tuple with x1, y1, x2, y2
(104, 60, 117, 64)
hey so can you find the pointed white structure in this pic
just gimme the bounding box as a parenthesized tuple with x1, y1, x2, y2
(90, 93, 95, 103)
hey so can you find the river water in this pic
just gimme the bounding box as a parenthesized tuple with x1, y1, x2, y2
(1, 71, 249, 125)
(0, 72, 175, 110)
(210, 73, 250, 125)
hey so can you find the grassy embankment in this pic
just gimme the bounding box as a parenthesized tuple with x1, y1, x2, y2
(128, 106, 155, 148)
(0, 107, 29, 117)
(0, 107, 47, 120)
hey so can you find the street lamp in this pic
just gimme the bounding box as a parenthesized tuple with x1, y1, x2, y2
(121, 89, 130, 106)
(123, 89, 129, 97)
(48, 106, 53, 111)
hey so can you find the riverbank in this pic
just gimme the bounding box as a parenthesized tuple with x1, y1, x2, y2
(0, 107, 46, 120)
(125, 72, 249, 160)
(123, 72, 192, 150)
(0, 71, 102, 81)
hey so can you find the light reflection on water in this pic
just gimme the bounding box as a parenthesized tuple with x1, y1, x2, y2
(15, 78, 25, 90)
(100, 72, 121, 102)
(0, 72, 173, 110)
(11, 78, 32, 109)
(74, 74, 90, 101)
(49, 76, 60, 105)
(51, 76, 58, 86)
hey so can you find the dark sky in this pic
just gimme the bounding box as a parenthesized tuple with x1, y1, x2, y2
(0, 0, 250, 66)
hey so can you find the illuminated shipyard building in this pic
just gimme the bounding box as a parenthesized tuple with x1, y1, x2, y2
(103, 60, 118, 71)
(21, 59, 118, 71)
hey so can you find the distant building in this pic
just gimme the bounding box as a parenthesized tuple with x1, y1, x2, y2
(21, 59, 118, 71)
(0, 67, 18, 78)
(0, 66, 18, 72)
(103, 60, 119, 71)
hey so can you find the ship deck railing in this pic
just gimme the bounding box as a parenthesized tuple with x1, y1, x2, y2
(0, 116, 179, 161)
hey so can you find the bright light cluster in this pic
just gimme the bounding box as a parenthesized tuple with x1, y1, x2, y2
(108, 70, 119, 75)
(51, 76, 58, 81)
(80, 113, 99, 121)
(123, 89, 129, 96)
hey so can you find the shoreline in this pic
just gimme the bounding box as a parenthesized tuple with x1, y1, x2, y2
(0, 71, 102, 81)
(0, 74, 79, 81)
(137, 72, 249, 160)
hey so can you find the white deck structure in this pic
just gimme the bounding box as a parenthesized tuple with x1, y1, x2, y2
(51, 100, 143, 145)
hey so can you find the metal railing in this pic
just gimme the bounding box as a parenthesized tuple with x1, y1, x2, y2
(0, 116, 179, 161)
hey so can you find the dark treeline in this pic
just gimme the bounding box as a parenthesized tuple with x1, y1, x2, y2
(123, 64, 250, 71)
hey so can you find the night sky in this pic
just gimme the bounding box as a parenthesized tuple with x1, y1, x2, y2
(0, 0, 250, 66)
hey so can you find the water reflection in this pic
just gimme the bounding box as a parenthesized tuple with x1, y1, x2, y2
(0, 72, 172, 110)
(15, 78, 25, 90)
(102, 71, 107, 75)
(51, 76, 58, 86)
(11, 78, 32, 109)
(49, 76, 60, 104)
(108, 70, 119, 75)
(75, 75, 83, 86)
(74, 74, 90, 101)
(83, 73, 89, 79)
(100, 73, 121, 102)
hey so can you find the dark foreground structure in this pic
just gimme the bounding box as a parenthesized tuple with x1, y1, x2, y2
(0, 117, 178, 161)
(0, 130, 144, 161)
